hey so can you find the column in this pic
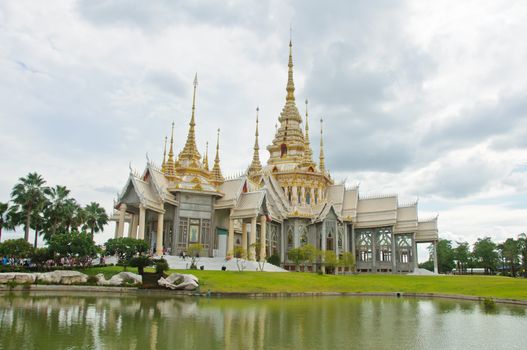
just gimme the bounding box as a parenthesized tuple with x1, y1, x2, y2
(156, 213, 164, 256)
(391, 231, 397, 273)
(114, 222, 118, 239)
(310, 188, 315, 205)
(413, 232, 418, 271)
(260, 215, 267, 261)
(117, 203, 127, 238)
(433, 240, 439, 274)
(280, 224, 285, 264)
(318, 188, 323, 203)
(242, 221, 248, 258)
(351, 225, 356, 268)
(292, 186, 298, 204)
(371, 230, 377, 273)
(321, 222, 326, 274)
(131, 214, 139, 239)
(138, 205, 146, 240)
(249, 216, 257, 261)
(300, 187, 306, 205)
(227, 213, 234, 257)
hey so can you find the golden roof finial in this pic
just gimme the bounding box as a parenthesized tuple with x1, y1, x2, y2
(248, 107, 262, 176)
(165, 122, 177, 177)
(211, 128, 224, 186)
(319, 117, 326, 172)
(178, 74, 201, 162)
(286, 30, 295, 102)
(161, 136, 168, 173)
(203, 141, 209, 171)
(302, 99, 315, 167)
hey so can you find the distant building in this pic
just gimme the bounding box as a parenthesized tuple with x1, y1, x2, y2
(112, 39, 438, 273)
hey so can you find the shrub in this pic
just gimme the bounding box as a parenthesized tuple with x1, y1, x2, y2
(130, 255, 153, 276)
(105, 237, 149, 270)
(154, 258, 169, 275)
(267, 254, 280, 266)
(0, 239, 33, 259)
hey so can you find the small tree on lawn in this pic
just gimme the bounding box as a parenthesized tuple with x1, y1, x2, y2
(130, 255, 153, 276)
(322, 250, 338, 274)
(31, 247, 53, 271)
(251, 241, 266, 271)
(233, 246, 247, 272)
(300, 244, 317, 272)
(340, 251, 356, 274)
(105, 237, 149, 271)
(187, 243, 203, 270)
(287, 247, 303, 272)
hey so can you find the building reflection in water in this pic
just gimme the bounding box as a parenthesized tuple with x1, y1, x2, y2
(0, 294, 526, 349)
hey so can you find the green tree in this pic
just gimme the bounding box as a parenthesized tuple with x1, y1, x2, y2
(454, 241, 471, 274)
(321, 250, 338, 274)
(473, 237, 498, 275)
(300, 244, 317, 272)
(340, 251, 356, 273)
(130, 255, 153, 276)
(233, 246, 247, 272)
(31, 247, 53, 271)
(10, 172, 47, 242)
(501, 238, 519, 277)
(287, 247, 303, 271)
(82, 202, 109, 238)
(430, 239, 455, 273)
(187, 243, 203, 270)
(518, 233, 527, 278)
(105, 237, 149, 270)
(48, 231, 100, 267)
(0, 202, 13, 243)
(0, 238, 33, 259)
(42, 185, 72, 240)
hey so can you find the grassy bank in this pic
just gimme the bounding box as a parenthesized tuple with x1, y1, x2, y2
(83, 266, 527, 300)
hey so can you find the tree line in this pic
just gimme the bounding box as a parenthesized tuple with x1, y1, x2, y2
(422, 235, 527, 277)
(0, 172, 109, 247)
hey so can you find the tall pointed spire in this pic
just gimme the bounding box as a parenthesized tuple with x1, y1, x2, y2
(179, 73, 201, 162)
(161, 136, 168, 173)
(165, 122, 177, 178)
(211, 128, 224, 186)
(203, 141, 209, 171)
(319, 117, 326, 173)
(302, 99, 315, 167)
(248, 107, 263, 177)
(286, 32, 295, 102)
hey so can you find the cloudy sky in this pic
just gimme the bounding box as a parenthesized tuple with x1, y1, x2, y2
(1, 0, 527, 251)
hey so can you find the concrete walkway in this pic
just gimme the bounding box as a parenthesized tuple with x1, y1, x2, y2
(105, 256, 287, 272)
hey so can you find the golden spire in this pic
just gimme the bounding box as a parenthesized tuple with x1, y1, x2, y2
(286, 36, 295, 102)
(319, 117, 326, 172)
(161, 136, 168, 173)
(166, 122, 177, 178)
(203, 141, 209, 171)
(178, 73, 201, 162)
(302, 99, 315, 167)
(211, 128, 224, 186)
(248, 107, 262, 176)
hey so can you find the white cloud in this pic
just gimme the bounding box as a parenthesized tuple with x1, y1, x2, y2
(1, 0, 527, 247)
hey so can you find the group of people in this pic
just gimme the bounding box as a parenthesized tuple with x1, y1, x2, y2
(1, 256, 30, 267)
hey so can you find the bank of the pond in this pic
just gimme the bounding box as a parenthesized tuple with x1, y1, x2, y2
(3, 266, 527, 304)
(86, 266, 527, 301)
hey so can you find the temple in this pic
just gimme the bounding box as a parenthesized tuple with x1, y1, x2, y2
(112, 39, 439, 273)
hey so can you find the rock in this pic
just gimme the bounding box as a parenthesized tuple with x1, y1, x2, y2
(97, 272, 142, 286)
(0, 273, 16, 284)
(0, 273, 36, 284)
(158, 273, 199, 291)
(37, 270, 88, 285)
(13, 273, 37, 284)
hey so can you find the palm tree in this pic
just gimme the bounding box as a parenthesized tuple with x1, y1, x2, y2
(83, 202, 109, 238)
(0, 202, 9, 242)
(10, 172, 47, 242)
(42, 185, 71, 239)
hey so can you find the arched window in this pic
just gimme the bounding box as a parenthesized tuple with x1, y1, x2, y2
(280, 144, 287, 157)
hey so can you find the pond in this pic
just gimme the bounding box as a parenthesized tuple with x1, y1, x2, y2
(1, 293, 526, 349)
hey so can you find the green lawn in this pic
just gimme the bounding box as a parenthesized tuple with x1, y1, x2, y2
(83, 266, 527, 301)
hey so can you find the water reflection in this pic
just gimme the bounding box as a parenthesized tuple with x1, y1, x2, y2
(1, 293, 526, 350)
